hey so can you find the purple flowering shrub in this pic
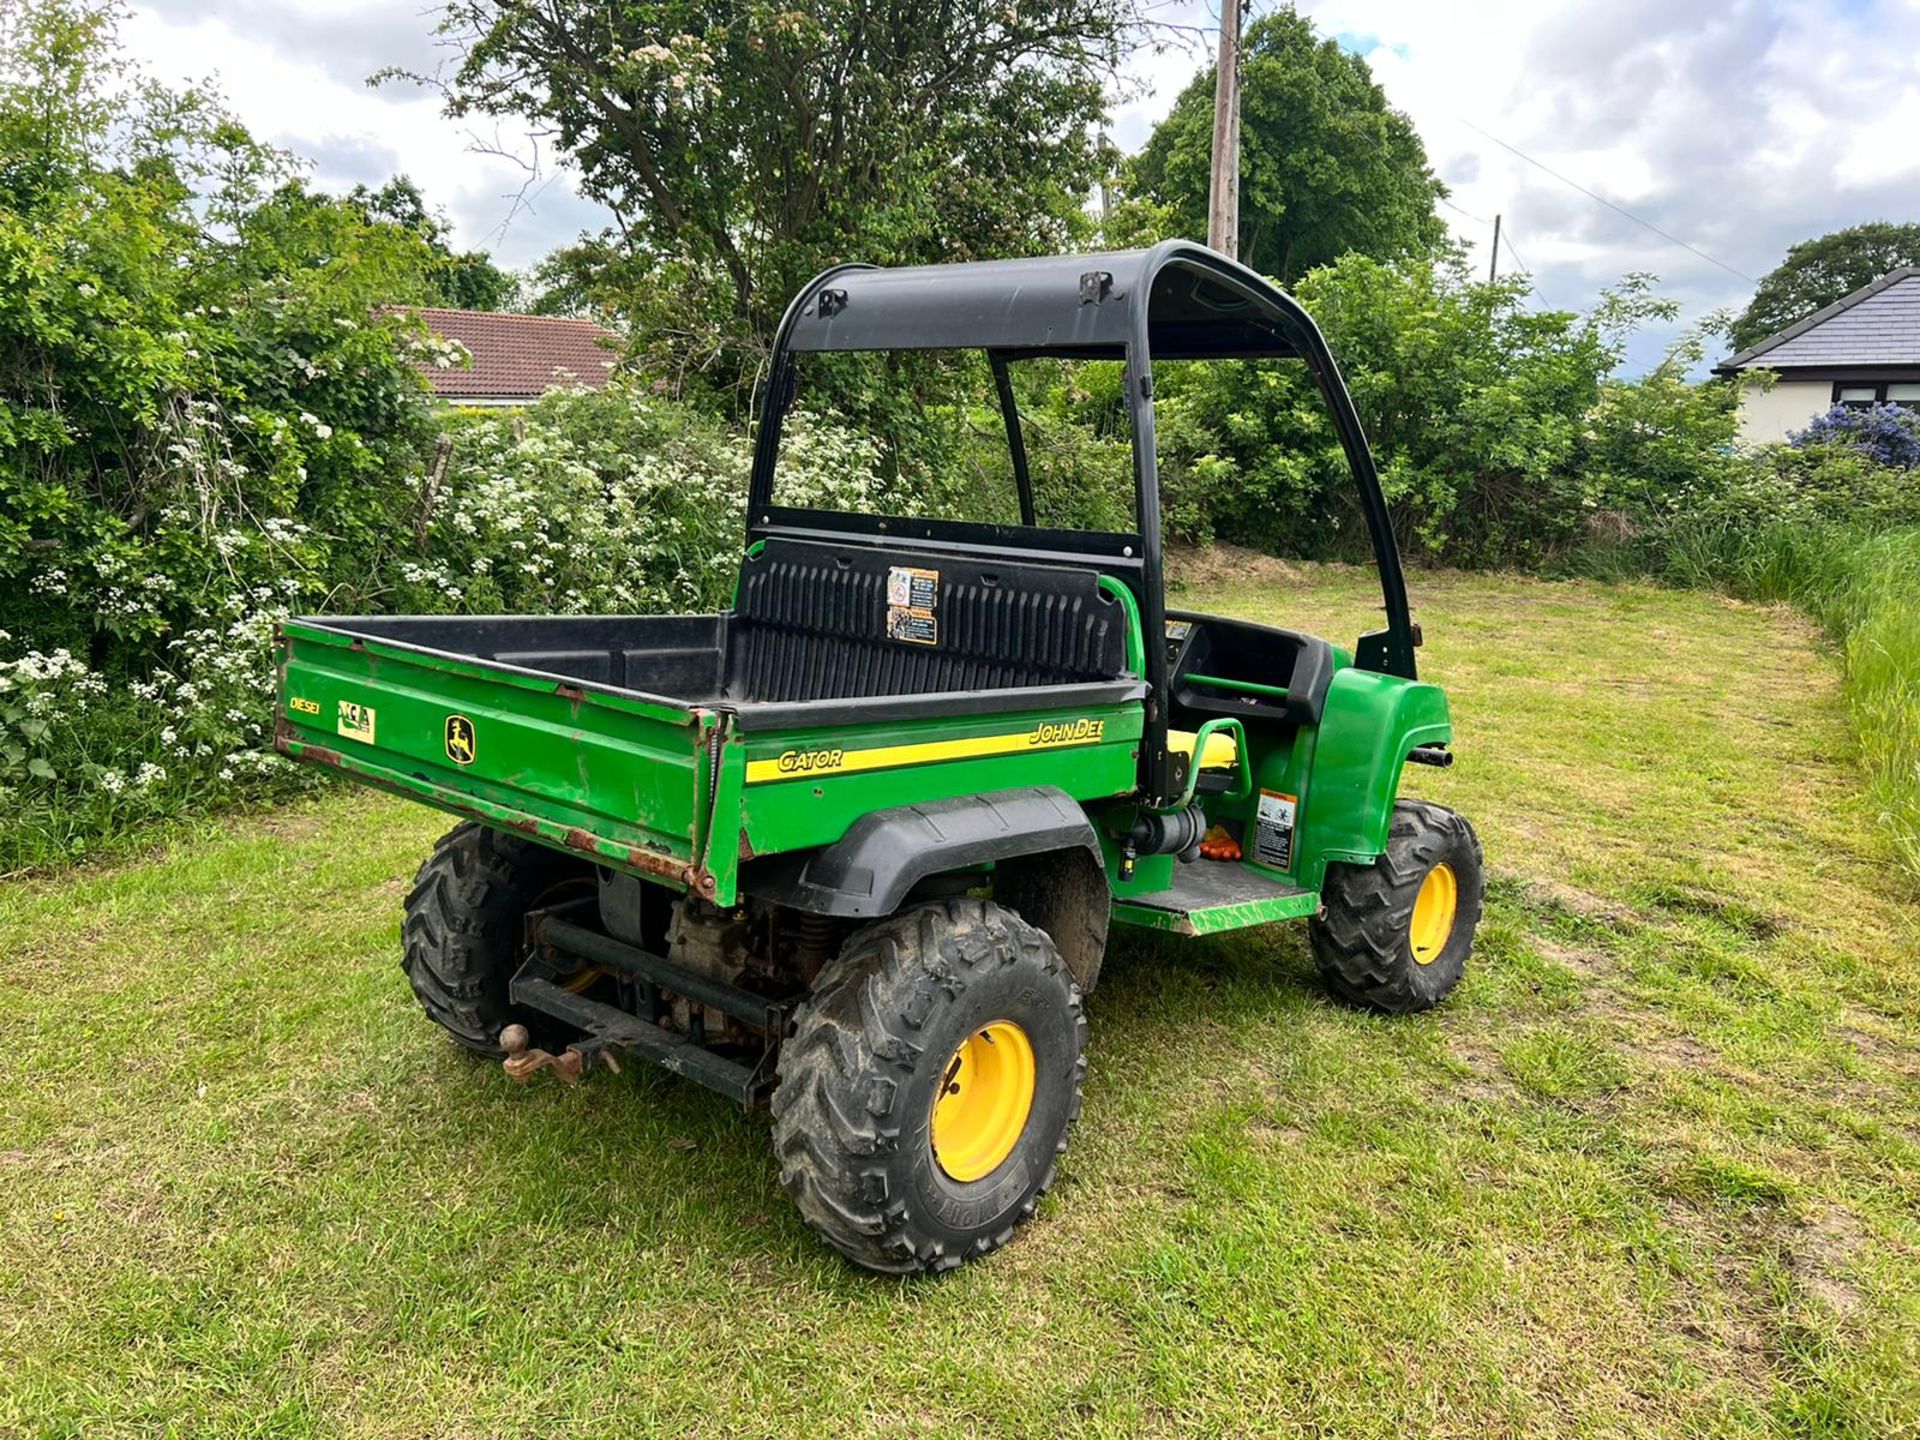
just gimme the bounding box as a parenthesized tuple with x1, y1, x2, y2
(1792, 403, 1920, 469)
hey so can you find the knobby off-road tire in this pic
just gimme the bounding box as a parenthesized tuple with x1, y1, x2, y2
(401, 822, 595, 1056)
(771, 898, 1087, 1274)
(1310, 799, 1484, 1014)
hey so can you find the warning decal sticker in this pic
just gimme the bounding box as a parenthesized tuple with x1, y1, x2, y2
(1253, 788, 1297, 870)
(886, 564, 939, 645)
(337, 699, 377, 746)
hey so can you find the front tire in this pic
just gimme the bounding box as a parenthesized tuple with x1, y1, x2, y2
(771, 899, 1087, 1274)
(1310, 799, 1484, 1013)
(400, 822, 595, 1056)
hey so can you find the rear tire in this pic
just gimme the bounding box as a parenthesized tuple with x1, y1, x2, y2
(1310, 799, 1483, 1014)
(400, 822, 595, 1056)
(771, 899, 1086, 1274)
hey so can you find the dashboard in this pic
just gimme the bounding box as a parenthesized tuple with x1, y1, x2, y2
(1163, 612, 1335, 727)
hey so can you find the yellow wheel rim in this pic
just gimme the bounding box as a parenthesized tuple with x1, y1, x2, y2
(1410, 862, 1458, 965)
(930, 1020, 1036, 1183)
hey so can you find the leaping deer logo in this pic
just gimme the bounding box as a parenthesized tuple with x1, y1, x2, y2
(445, 715, 477, 766)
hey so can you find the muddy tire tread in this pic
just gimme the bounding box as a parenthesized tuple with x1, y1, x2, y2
(771, 898, 1085, 1274)
(1309, 799, 1483, 1014)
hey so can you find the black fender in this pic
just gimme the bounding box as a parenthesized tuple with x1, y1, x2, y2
(739, 787, 1100, 921)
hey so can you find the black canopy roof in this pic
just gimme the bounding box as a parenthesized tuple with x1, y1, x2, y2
(781, 241, 1311, 360)
(750, 239, 1420, 707)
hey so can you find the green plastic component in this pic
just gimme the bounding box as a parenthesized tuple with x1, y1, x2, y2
(733, 702, 1141, 862)
(1183, 672, 1289, 700)
(1291, 667, 1452, 889)
(1165, 716, 1248, 809)
(1238, 728, 1310, 883)
(731, 539, 767, 607)
(277, 621, 706, 870)
(1111, 883, 1319, 935)
(276, 619, 1146, 909)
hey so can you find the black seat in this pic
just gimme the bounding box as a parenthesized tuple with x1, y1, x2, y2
(727, 538, 1131, 703)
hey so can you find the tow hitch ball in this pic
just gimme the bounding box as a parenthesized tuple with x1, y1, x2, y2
(499, 1024, 620, 1087)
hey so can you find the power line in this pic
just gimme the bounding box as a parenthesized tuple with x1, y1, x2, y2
(1458, 118, 1757, 285)
(1439, 196, 1494, 228)
(1496, 224, 1533, 277)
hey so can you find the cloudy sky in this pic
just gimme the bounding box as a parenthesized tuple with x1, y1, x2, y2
(123, 0, 1920, 372)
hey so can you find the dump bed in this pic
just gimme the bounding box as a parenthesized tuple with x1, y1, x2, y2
(274, 615, 728, 891)
(274, 603, 1146, 906)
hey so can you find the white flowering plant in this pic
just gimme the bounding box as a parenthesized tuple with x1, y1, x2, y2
(0, 362, 909, 871)
(0, 593, 325, 867)
(402, 386, 887, 618)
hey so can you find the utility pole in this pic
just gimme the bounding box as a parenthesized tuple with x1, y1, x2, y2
(1488, 213, 1502, 284)
(1097, 130, 1112, 230)
(1206, 0, 1241, 258)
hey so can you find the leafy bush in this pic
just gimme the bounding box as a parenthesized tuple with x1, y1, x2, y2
(1082, 253, 1733, 568)
(0, 17, 448, 661)
(898, 373, 1135, 536)
(0, 0, 457, 867)
(401, 389, 750, 617)
(1573, 438, 1920, 589)
(401, 388, 887, 618)
(0, 605, 320, 868)
(1791, 404, 1920, 469)
(0, 371, 897, 870)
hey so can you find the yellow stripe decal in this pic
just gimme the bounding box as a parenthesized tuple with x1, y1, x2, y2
(746, 718, 1110, 784)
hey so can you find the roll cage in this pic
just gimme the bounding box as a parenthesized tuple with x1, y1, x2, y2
(745, 239, 1416, 808)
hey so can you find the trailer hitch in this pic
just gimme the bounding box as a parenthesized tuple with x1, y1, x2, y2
(499, 907, 799, 1106)
(498, 1024, 621, 1087)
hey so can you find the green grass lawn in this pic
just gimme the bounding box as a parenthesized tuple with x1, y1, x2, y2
(6, 562, 1920, 1438)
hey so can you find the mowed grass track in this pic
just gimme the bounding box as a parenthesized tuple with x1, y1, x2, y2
(5, 564, 1920, 1438)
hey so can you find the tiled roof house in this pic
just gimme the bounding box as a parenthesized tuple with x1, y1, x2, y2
(1714, 267, 1920, 443)
(396, 308, 622, 406)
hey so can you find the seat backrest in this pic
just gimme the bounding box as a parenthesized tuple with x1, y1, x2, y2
(728, 537, 1130, 703)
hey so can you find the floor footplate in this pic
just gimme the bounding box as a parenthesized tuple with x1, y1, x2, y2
(1111, 861, 1318, 937)
(510, 974, 763, 1103)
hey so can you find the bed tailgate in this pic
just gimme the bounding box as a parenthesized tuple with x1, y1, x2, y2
(273, 619, 723, 890)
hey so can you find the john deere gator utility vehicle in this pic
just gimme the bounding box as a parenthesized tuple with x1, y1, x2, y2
(274, 241, 1483, 1273)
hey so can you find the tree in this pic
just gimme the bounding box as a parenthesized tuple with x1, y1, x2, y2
(1123, 8, 1445, 282)
(1730, 221, 1920, 352)
(348, 175, 518, 311)
(0, 0, 441, 661)
(408, 1, 1135, 388)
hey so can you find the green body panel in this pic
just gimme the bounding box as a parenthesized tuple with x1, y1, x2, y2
(276, 622, 710, 886)
(1111, 883, 1320, 935)
(275, 619, 1143, 907)
(1215, 727, 1310, 886)
(1290, 667, 1452, 890)
(733, 702, 1142, 861)
(275, 597, 1443, 933)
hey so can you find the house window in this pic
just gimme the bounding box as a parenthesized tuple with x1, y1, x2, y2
(1832, 381, 1920, 410)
